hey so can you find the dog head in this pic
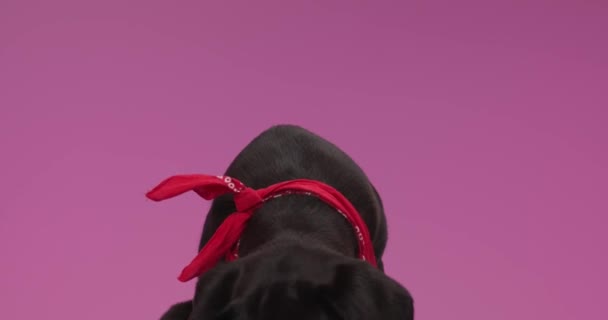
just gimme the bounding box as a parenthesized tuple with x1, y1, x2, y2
(156, 125, 414, 319)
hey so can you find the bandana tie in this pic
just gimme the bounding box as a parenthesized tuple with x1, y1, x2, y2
(146, 174, 377, 282)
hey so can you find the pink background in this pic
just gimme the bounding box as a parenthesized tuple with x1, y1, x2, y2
(1, 1, 606, 319)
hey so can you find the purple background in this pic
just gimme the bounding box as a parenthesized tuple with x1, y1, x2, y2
(1, 1, 607, 319)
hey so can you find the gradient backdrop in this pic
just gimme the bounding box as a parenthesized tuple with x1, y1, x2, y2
(1, 1, 607, 319)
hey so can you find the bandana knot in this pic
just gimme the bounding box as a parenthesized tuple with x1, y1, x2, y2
(234, 188, 263, 212)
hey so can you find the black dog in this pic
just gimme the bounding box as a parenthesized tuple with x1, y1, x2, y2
(155, 125, 414, 319)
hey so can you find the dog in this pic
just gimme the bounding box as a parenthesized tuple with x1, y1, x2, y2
(150, 125, 414, 319)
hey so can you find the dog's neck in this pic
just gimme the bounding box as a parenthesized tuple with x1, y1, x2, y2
(236, 194, 359, 260)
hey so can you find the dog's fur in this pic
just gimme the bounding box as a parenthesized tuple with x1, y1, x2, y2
(159, 125, 414, 319)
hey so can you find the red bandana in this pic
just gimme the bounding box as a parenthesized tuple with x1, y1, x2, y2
(146, 174, 378, 282)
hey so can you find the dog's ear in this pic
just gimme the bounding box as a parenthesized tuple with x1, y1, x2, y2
(160, 300, 192, 320)
(189, 264, 243, 319)
(319, 262, 414, 320)
(156, 268, 238, 320)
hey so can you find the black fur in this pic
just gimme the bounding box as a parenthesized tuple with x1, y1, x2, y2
(159, 125, 413, 319)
